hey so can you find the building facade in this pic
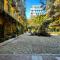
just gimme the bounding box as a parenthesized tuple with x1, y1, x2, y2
(0, 0, 26, 42)
(46, 0, 60, 32)
(46, 0, 55, 17)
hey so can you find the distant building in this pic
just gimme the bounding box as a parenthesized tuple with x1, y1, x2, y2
(30, 5, 44, 17)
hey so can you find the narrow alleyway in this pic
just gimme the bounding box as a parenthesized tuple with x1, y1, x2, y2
(0, 33, 60, 54)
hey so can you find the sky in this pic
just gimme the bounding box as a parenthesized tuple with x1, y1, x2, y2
(25, 0, 46, 19)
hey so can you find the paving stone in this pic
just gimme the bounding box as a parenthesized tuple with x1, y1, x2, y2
(0, 33, 60, 54)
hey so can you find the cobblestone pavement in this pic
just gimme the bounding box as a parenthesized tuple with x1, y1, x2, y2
(0, 33, 60, 54)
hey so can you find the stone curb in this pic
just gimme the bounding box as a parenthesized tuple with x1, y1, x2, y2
(0, 34, 24, 46)
(0, 36, 19, 46)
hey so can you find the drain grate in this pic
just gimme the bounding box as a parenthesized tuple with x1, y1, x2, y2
(32, 55, 43, 60)
(56, 57, 60, 60)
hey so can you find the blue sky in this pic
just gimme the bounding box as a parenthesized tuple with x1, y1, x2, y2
(25, 0, 46, 19)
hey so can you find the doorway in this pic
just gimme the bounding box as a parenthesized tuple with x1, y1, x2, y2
(0, 24, 4, 40)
